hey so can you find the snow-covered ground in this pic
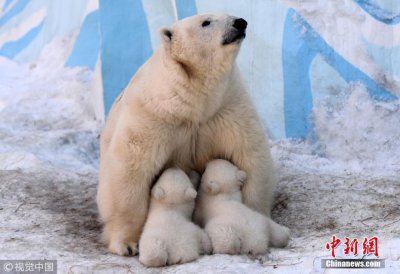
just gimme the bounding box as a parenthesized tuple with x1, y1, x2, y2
(0, 40, 399, 273)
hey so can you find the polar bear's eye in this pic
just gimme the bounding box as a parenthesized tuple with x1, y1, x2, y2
(202, 20, 211, 27)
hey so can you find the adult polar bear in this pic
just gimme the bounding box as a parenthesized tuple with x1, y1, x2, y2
(97, 13, 277, 256)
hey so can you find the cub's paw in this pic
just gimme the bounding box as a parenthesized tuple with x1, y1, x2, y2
(201, 232, 212, 255)
(167, 251, 198, 265)
(269, 221, 291, 248)
(140, 254, 167, 267)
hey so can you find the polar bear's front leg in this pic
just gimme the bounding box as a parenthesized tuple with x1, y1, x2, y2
(98, 162, 155, 256)
(197, 99, 276, 216)
(236, 147, 276, 216)
(97, 133, 172, 256)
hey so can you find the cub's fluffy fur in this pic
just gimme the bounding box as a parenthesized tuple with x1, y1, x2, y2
(139, 169, 211, 267)
(194, 159, 290, 255)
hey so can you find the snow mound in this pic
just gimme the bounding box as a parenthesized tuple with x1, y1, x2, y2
(0, 39, 100, 173)
(314, 84, 400, 177)
(272, 83, 400, 180)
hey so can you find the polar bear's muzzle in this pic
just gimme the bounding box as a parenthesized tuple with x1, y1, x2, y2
(222, 18, 247, 45)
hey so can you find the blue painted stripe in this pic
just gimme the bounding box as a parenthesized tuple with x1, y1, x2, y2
(354, 0, 400, 25)
(65, 10, 100, 70)
(175, 0, 197, 19)
(282, 10, 316, 139)
(282, 9, 397, 139)
(3, 0, 13, 10)
(99, 0, 153, 115)
(0, 20, 44, 59)
(0, 0, 29, 27)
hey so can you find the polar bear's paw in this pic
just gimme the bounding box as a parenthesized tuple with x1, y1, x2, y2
(240, 236, 268, 255)
(108, 240, 138, 256)
(200, 231, 212, 255)
(207, 225, 241, 255)
(269, 221, 291, 248)
(139, 237, 169, 267)
(167, 249, 198, 265)
(140, 253, 168, 268)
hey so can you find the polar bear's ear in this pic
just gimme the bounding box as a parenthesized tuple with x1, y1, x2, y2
(152, 186, 165, 200)
(184, 187, 197, 201)
(160, 28, 173, 45)
(236, 170, 247, 185)
(204, 181, 220, 195)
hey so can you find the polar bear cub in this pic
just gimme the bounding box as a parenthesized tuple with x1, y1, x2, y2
(194, 159, 290, 255)
(139, 168, 211, 267)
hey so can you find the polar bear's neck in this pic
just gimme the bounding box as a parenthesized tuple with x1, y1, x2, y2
(212, 191, 243, 203)
(198, 189, 243, 209)
(133, 48, 238, 125)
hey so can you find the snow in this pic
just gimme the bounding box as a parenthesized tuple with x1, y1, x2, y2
(271, 84, 400, 180)
(0, 39, 399, 273)
(313, 84, 400, 179)
(0, 38, 100, 173)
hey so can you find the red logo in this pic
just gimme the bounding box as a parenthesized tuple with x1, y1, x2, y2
(325, 235, 341, 257)
(326, 236, 379, 258)
(363, 237, 379, 257)
(344, 237, 359, 256)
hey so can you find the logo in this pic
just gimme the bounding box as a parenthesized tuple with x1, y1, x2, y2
(322, 235, 384, 269)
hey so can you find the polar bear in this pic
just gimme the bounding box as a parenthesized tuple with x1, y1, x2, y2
(138, 168, 211, 267)
(194, 159, 290, 255)
(97, 13, 277, 256)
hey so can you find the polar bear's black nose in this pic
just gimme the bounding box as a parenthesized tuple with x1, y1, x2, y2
(233, 18, 247, 32)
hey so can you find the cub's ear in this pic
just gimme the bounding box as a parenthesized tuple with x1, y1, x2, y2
(151, 186, 165, 200)
(236, 170, 247, 184)
(189, 170, 201, 189)
(160, 27, 173, 45)
(184, 187, 197, 201)
(204, 181, 220, 195)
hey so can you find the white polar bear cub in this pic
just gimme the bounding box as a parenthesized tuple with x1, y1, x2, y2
(139, 168, 211, 267)
(194, 159, 290, 255)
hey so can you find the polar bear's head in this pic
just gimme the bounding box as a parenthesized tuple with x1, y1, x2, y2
(160, 13, 247, 78)
(151, 168, 197, 207)
(200, 159, 247, 200)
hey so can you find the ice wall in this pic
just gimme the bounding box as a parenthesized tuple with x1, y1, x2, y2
(0, 0, 399, 141)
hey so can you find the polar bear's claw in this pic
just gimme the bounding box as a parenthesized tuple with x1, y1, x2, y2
(108, 240, 138, 256)
(127, 246, 133, 256)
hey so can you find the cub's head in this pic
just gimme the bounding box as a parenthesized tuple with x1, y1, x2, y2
(151, 168, 197, 206)
(160, 13, 247, 77)
(200, 159, 247, 199)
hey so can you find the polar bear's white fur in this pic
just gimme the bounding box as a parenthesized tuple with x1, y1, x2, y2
(139, 168, 211, 267)
(194, 159, 290, 255)
(97, 13, 277, 256)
